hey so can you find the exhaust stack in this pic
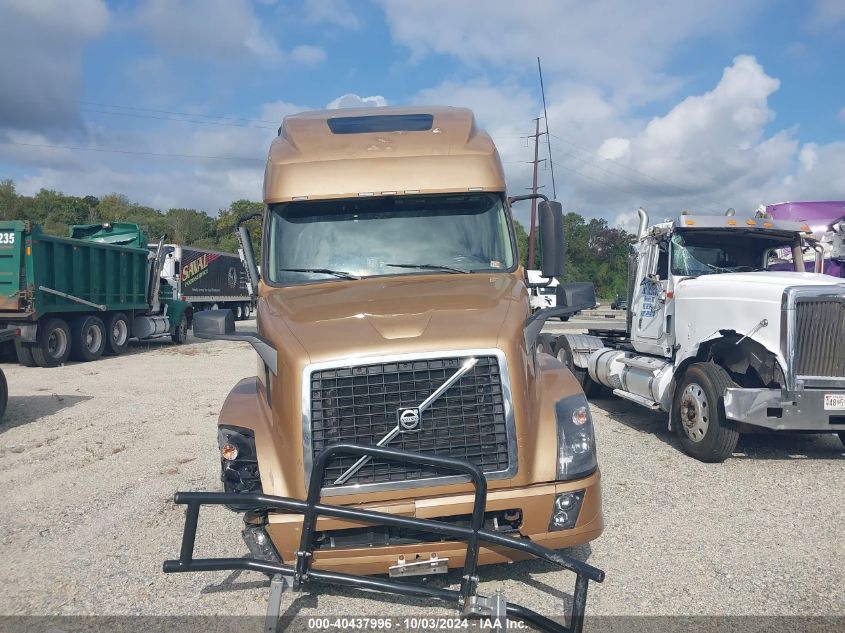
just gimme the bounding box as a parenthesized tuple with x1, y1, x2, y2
(636, 207, 648, 238)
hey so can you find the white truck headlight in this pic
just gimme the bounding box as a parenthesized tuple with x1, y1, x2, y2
(555, 394, 598, 480)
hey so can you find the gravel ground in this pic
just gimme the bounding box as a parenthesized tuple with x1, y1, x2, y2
(1, 319, 843, 625)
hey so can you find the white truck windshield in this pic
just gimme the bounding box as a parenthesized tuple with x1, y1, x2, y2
(671, 231, 795, 276)
(266, 193, 514, 284)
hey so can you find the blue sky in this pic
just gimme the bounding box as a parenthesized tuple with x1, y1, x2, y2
(1, 0, 844, 228)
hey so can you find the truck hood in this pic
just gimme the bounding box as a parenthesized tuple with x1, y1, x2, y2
(676, 271, 844, 304)
(673, 271, 845, 369)
(260, 273, 526, 365)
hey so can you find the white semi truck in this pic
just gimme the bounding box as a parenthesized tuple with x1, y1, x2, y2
(554, 208, 845, 462)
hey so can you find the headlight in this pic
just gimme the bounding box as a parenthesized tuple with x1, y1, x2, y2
(218, 425, 263, 509)
(555, 394, 597, 480)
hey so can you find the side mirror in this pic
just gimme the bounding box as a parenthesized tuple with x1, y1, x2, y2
(193, 309, 277, 374)
(538, 200, 565, 278)
(194, 309, 236, 336)
(236, 212, 262, 298)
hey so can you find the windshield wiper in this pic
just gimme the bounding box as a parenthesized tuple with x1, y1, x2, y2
(384, 263, 471, 274)
(279, 268, 360, 280)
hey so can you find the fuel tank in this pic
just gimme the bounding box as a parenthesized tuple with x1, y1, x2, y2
(588, 349, 673, 410)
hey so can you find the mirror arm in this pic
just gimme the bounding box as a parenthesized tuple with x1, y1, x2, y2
(194, 330, 277, 375)
(508, 193, 549, 206)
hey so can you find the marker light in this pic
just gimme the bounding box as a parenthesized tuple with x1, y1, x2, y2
(746, 219, 757, 226)
(727, 220, 737, 226)
(685, 219, 695, 225)
(221, 443, 239, 460)
(572, 405, 589, 426)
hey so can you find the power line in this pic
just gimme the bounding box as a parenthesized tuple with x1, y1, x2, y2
(0, 140, 265, 162)
(78, 100, 279, 125)
(80, 107, 277, 130)
(547, 143, 724, 215)
(548, 132, 728, 213)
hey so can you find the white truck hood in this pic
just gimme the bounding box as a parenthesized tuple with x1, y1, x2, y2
(673, 272, 845, 368)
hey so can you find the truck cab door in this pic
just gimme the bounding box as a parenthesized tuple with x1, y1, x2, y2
(631, 239, 671, 355)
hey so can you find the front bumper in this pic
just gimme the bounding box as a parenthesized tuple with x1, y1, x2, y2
(266, 469, 603, 575)
(724, 387, 845, 431)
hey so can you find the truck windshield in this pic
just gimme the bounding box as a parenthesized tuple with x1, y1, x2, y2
(266, 193, 514, 284)
(671, 230, 795, 276)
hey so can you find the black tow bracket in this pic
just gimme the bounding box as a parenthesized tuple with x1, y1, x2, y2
(164, 443, 605, 633)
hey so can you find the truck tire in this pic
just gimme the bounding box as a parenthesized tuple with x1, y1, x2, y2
(535, 333, 557, 356)
(31, 317, 71, 367)
(171, 313, 188, 344)
(14, 341, 37, 367)
(674, 362, 740, 463)
(105, 312, 130, 356)
(554, 336, 606, 398)
(0, 368, 7, 419)
(70, 315, 106, 362)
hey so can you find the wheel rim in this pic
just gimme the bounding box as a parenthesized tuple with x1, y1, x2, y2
(557, 347, 573, 370)
(47, 329, 68, 359)
(112, 319, 128, 346)
(85, 324, 103, 353)
(680, 382, 710, 442)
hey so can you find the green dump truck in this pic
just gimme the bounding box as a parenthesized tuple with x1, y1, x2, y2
(0, 221, 193, 367)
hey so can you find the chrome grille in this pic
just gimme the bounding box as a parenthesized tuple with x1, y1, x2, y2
(307, 353, 513, 490)
(794, 298, 845, 379)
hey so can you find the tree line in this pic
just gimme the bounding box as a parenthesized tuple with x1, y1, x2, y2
(0, 179, 633, 299)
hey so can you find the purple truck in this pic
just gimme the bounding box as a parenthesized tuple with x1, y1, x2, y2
(766, 201, 845, 278)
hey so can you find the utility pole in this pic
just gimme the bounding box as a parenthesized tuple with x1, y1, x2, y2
(527, 116, 546, 268)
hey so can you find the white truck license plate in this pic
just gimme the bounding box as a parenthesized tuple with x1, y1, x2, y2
(824, 394, 845, 410)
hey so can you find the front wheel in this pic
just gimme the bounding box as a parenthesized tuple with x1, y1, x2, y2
(105, 312, 130, 355)
(673, 362, 739, 462)
(171, 313, 188, 344)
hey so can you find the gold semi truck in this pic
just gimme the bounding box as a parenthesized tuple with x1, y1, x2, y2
(165, 106, 605, 631)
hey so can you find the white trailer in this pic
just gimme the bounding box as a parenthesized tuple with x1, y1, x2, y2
(554, 208, 845, 462)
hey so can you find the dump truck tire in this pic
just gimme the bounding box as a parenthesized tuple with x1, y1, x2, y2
(14, 341, 37, 367)
(171, 313, 188, 344)
(674, 362, 740, 463)
(105, 312, 130, 356)
(31, 317, 71, 367)
(70, 315, 106, 362)
(0, 368, 7, 418)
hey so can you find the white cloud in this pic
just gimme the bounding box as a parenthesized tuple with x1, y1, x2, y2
(135, 0, 282, 61)
(0, 0, 109, 132)
(3, 99, 309, 213)
(303, 0, 361, 30)
(290, 44, 327, 66)
(379, 0, 762, 102)
(807, 0, 845, 29)
(326, 94, 388, 109)
(839, 106, 845, 122)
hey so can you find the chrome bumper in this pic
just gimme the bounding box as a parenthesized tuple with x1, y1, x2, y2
(724, 387, 845, 431)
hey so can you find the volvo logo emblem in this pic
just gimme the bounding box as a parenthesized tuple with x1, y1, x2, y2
(398, 408, 421, 431)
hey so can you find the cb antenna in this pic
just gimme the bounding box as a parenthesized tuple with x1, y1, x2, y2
(538, 56, 556, 199)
